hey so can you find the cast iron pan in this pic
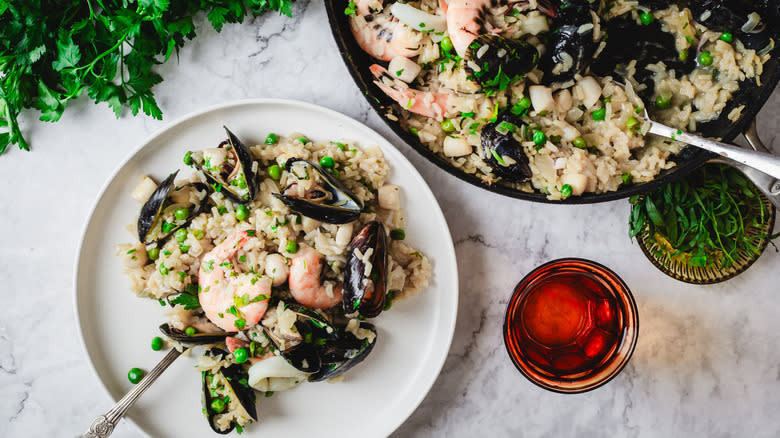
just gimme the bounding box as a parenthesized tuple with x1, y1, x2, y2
(326, 1, 780, 204)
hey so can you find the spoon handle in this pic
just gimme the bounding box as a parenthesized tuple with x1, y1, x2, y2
(649, 121, 780, 180)
(79, 348, 182, 438)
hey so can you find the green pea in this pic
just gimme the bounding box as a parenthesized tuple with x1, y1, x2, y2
(440, 36, 454, 54)
(183, 151, 193, 165)
(592, 108, 606, 121)
(441, 118, 456, 133)
(698, 51, 713, 66)
(626, 116, 639, 130)
(297, 137, 309, 144)
(265, 133, 278, 145)
(532, 130, 547, 146)
(174, 207, 189, 221)
(267, 164, 282, 180)
(175, 228, 188, 243)
(560, 184, 573, 199)
(655, 95, 672, 109)
(161, 221, 176, 234)
(184, 326, 196, 336)
(679, 49, 689, 61)
(719, 32, 733, 43)
(147, 248, 160, 261)
(572, 136, 587, 149)
(286, 240, 299, 254)
(233, 348, 249, 364)
(128, 367, 144, 384)
(235, 205, 249, 221)
(210, 398, 226, 414)
(192, 229, 205, 240)
(639, 12, 654, 25)
(151, 336, 164, 351)
(179, 244, 190, 253)
(159, 264, 169, 276)
(320, 156, 335, 168)
(390, 229, 405, 240)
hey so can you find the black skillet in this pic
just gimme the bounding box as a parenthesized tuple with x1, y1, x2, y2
(325, 1, 780, 204)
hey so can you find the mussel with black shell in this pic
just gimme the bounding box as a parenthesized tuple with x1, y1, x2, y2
(689, 0, 775, 52)
(465, 35, 539, 92)
(137, 171, 210, 245)
(343, 221, 388, 318)
(261, 303, 378, 381)
(309, 321, 377, 382)
(273, 158, 363, 224)
(201, 348, 258, 434)
(261, 303, 328, 374)
(537, 0, 600, 84)
(189, 126, 258, 203)
(480, 113, 532, 182)
(590, 14, 696, 99)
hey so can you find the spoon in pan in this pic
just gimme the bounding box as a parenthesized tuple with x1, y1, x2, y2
(79, 348, 182, 438)
(635, 104, 780, 181)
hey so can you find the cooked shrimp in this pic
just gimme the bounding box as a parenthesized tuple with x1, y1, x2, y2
(288, 246, 342, 309)
(369, 64, 457, 120)
(356, 0, 384, 16)
(446, 0, 523, 57)
(439, 0, 449, 14)
(199, 230, 272, 332)
(350, 8, 421, 61)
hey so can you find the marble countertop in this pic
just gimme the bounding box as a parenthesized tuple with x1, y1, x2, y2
(2, 2, 779, 437)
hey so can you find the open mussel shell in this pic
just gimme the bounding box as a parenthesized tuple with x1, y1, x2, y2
(201, 348, 258, 434)
(308, 322, 377, 382)
(465, 35, 539, 89)
(190, 126, 257, 203)
(137, 173, 210, 245)
(159, 323, 229, 345)
(480, 113, 532, 183)
(261, 304, 329, 374)
(273, 158, 363, 224)
(137, 171, 176, 244)
(343, 221, 388, 318)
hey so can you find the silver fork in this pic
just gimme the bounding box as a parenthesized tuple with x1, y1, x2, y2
(79, 348, 182, 438)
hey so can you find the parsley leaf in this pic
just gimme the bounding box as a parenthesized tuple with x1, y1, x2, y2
(0, 0, 294, 155)
(170, 293, 200, 310)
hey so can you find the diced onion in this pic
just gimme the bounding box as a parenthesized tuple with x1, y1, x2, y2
(389, 2, 447, 33)
(577, 23, 594, 34)
(742, 12, 762, 33)
(476, 44, 489, 59)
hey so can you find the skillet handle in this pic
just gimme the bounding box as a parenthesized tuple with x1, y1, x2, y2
(710, 120, 780, 209)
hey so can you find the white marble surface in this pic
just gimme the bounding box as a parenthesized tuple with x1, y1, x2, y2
(2, 2, 779, 437)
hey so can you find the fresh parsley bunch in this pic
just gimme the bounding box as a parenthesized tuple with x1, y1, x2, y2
(0, 0, 293, 154)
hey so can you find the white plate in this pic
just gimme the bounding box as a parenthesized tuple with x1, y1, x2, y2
(74, 99, 458, 438)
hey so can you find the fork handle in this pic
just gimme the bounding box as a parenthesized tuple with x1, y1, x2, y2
(79, 348, 181, 438)
(649, 121, 780, 180)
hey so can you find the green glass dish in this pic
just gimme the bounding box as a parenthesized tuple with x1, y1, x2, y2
(634, 193, 776, 284)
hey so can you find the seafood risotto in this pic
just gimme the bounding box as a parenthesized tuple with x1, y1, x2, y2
(348, 0, 775, 199)
(117, 127, 431, 433)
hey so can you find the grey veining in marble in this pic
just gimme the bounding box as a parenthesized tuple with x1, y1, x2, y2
(1, 2, 779, 437)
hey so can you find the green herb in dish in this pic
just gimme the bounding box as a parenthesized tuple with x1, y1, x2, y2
(629, 164, 778, 268)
